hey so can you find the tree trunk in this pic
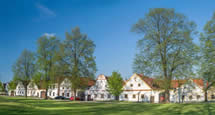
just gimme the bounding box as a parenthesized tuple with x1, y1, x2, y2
(74, 89, 76, 101)
(164, 89, 170, 103)
(57, 82, 60, 96)
(115, 95, 119, 101)
(24, 85, 28, 98)
(45, 88, 48, 100)
(204, 90, 208, 102)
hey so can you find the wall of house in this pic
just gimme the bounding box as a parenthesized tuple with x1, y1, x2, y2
(85, 75, 114, 101)
(170, 82, 205, 103)
(120, 90, 160, 103)
(15, 82, 25, 96)
(121, 74, 160, 103)
(27, 82, 39, 97)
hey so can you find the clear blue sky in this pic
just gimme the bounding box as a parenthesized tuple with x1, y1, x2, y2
(0, 0, 215, 82)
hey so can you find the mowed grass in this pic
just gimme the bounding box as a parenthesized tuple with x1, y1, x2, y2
(0, 96, 214, 115)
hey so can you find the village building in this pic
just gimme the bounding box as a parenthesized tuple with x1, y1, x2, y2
(11, 73, 215, 103)
(86, 73, 215, 103)
(14, 77, 95, 99)
(85, 74, 114, 101)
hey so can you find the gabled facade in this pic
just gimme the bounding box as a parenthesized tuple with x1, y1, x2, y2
(87, 73, 215, 103)
(120, 74, 161, 103)
(13, 77, 95, 99)
(15, 82, 25, 96)
(85, 74, 114, 101)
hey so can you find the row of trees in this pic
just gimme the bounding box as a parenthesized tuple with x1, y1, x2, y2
(12, 27, 97, 99)
(133, 8, 215, 102)
(9, 8, 215, 102)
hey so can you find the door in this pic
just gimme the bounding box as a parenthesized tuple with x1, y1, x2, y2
(41, 91, 46, 98)
(11, 91, 14, 96)
(87, 95, 91, 101)
(150, 96, 155, 103)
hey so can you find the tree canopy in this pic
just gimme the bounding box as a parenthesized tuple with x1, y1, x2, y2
(37, 35, 61, 99)
(107, 71, 124, 100)
(61, 27, 97, 100)
(199, 12, 215, 102)
(132, 8, 198, 102)
(12, 49, 37, 97)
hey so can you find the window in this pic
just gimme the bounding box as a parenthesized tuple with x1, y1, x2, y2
(138, 83, 141, 87)
(133, 94, 136, 99)
(197, 95, 200, 100)
(67, 93, 70, 97)
(101, 94, 104, 98)
(94, 94, 97, 98)
(141, 94, 144, 99)
(130, 84, 133, 87)
(108, 94, 111, 98)
(49, 92, 51, 96)
(62, 93, 64, 96)
(124, 94, 128, 99)
(53, 92, 55, 96)
(189, 96, 192, 100)
(211, 95, 215, 99)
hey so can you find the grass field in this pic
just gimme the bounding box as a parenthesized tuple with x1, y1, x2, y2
(0, 96, 214, 115)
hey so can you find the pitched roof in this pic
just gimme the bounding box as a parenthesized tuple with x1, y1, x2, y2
(171, 80, 187, 88)
(192, 79, 207, 88)
(136, 74, 161, 89)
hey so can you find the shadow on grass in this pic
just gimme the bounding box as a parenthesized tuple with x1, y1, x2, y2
(1, 96, 215, 115)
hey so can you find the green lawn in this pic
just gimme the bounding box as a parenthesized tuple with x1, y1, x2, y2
(0, 96, 214, 115)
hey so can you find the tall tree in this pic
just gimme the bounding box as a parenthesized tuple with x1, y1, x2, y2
(0, 81, 3, 92)
(12, 49, 36, 98)
(37, 35, 60, 99)
(107, 71, 123, 101)
(132, 8, 198, 102)
(62, 27, 96, 100)
(8, 79, 17, 91)
(199, 12, 215, 102)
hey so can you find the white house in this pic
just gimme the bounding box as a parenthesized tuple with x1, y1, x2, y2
(15, 82, 25, 96)
(120, 74, 161, 103)
(86, 73, 215, 103)
(14, 77, 95, 99)
(170, 79, 206, 103)
(85, 74, 115, 101)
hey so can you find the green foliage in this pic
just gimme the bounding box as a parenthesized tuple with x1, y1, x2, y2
(37, 35, 60, 98)
(61, 27, 97, 92)
(199, 12, 215, 91)
(132, 8, 198, 88)
(132, 8, 198, 102)
(0, 81, 3, 91)
(8, 80, 17, 90)
(12, 49, 37, 97)
(107, 71, 123, 100)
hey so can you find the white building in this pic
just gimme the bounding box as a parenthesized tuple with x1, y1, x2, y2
(87, 73, 212, 103)
(120, 74, 161, 103)
(15, 82, 25, 96)
(14, 77, 95, 99)
(85, 74, 115, 101)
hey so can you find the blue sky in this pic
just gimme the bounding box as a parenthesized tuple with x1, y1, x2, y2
(0, 0, 215, 82)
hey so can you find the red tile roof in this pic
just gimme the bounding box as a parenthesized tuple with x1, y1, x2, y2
(137, 74, 161, 89)
(192, 79, 208, 87)
(171, 80, 187, 88)
(136, 74, 192, 89)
